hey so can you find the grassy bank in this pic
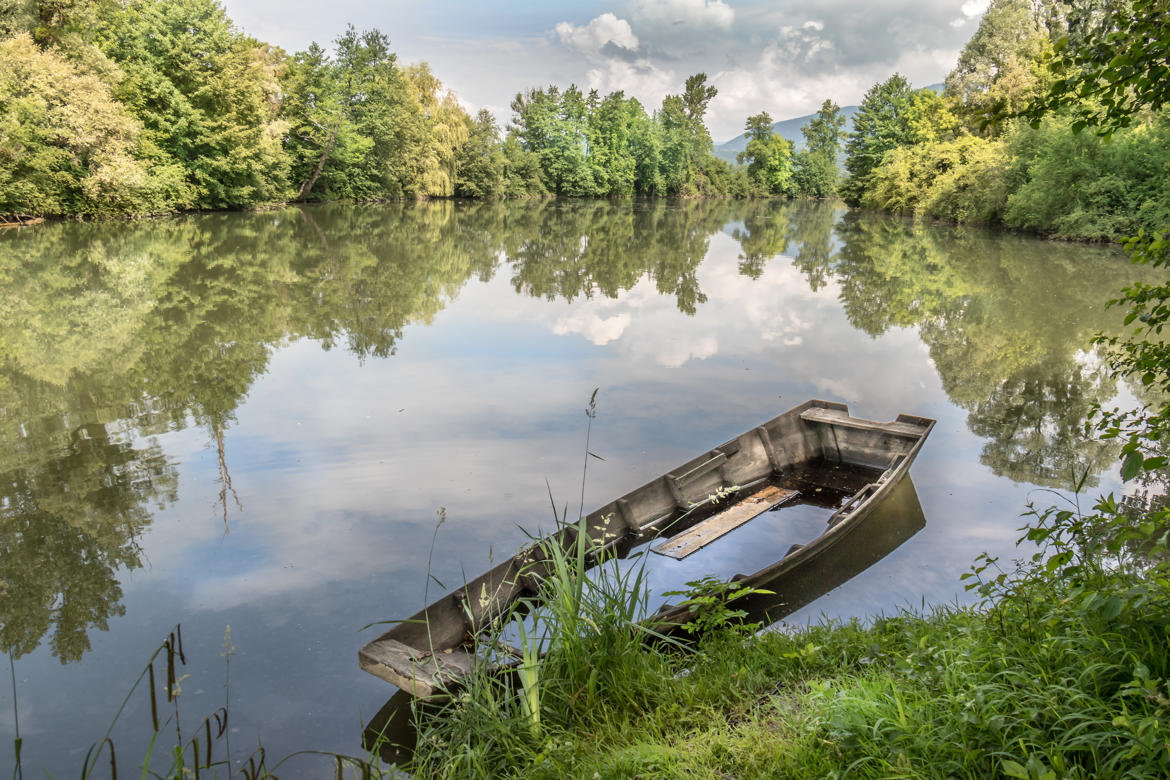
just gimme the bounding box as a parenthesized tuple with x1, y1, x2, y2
(403, 492, 1170, 779)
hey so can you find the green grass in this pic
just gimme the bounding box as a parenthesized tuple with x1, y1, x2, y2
(406, 493, 1170, 779)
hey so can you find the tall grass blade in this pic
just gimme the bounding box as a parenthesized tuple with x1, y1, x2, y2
(8, 654, 20, 780)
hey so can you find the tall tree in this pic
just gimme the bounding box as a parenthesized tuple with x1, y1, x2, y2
(841, 74, 916, 205)
(455, 109, 506, 198)
(94, 0, 290, 209)
(656, 73, 722, 195)
(402, 62, 471, 197)
(793, 99, 846, 198)
(0, 34, 157, 217)
(282, 41, 348, 201)
(945, 0, 1053, 133)
(737, 112, 795, 194)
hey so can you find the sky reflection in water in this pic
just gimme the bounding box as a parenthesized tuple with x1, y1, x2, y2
(0, 199, 1146, 774)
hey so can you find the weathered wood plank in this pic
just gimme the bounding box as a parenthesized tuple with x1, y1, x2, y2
(359, 638, 476, 698)
(651, 485, 798, 560)
(799, 407, 925, 438)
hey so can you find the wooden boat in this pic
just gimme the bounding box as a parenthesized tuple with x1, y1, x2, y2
(362, 474, 927, 762)
(359, 400, 934, 697)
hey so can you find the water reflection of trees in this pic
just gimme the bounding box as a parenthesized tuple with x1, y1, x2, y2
(0, 203, 502, 662)
(0, 198, 1147, 661)
(0, 374, 178, 662)
(786, 209, 1145, 488)
(0, 199, 740, 662)
(502, 199, 734, 314)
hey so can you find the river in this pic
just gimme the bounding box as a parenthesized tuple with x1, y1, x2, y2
(0, 198, 1148, 775)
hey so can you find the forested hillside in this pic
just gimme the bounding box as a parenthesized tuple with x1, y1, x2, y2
(839, 0, 1170, 240)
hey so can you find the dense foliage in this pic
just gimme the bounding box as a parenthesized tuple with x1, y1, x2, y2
(0, 2, 845, 217)
(840, 0, 1170, 240)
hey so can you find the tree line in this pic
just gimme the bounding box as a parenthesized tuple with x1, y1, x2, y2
(0, 0, 844, 219)
(838, 0, 1170, 241)
(7, 0, 1155, 240)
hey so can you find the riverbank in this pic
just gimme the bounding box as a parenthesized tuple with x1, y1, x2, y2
(405, 496, 1170, 779)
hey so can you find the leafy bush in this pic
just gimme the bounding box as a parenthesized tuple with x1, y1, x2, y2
(1004, 116, 1170, 240)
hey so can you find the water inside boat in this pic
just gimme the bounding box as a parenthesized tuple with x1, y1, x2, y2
(624, 459, 888, 610)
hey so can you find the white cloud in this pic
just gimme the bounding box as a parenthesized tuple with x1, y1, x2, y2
(657, 335, 719, 367)
(583, 59, 678, 108)
(633, 0, 736, 30)
(555, 13, 639, 59)
(951, 0, 988, 27)
(553, 12, 676, 109)
(553, 312, 631, 345)
(221, 0, 982, 147)
(960, 0, 989, 17)
(706, 36, 957, 140)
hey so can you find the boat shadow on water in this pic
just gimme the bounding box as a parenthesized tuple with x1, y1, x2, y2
(361, 459, 929, 765)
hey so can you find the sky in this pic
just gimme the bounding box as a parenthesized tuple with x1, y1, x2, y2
(221, 0, 990, 142)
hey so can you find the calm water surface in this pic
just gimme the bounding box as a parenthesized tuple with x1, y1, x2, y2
(0, 199, 1147, 775)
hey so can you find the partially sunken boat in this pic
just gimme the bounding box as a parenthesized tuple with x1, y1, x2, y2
(359, 400, 934, 697)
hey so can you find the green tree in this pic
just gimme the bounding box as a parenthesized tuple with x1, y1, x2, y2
(737, 112, 794, 194)
(0, 33, 182, 217)
(793, 99, 845, 198)
(282, 27, 439, 201)
(402, 62, 471, 197)
(1022, 0, 1169, 136)
(586, 91, 641, 196)
(840, 74, 916, 205)
(94, 0, 290, 209)
(945, 0, 1053, 132)
(510, 85, 597, 196)
(655, 73, 724, 195)
(500, 134, 547, 197)
(455, 109, 507, 198)
(281, 40, 349, 200)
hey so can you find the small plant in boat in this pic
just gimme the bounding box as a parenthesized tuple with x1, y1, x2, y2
(663, 576, 775, 637)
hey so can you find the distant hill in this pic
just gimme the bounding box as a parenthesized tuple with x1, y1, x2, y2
(714, 83, 943, 164)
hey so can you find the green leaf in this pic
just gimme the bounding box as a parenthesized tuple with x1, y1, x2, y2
(1002, 760, 1029, 779)
(1144, 456, 1167, 470)
(1121, 450, 1144, 481)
